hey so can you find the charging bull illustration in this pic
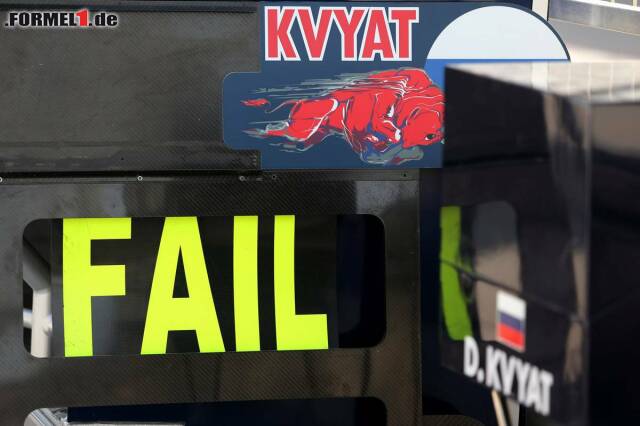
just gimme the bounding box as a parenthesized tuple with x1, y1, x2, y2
(242, 68, 444, 165)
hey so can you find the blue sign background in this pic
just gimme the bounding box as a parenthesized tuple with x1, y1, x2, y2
(223, 2, 566, 169)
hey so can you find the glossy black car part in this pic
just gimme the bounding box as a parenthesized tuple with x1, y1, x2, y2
(441, 62, 640, 426)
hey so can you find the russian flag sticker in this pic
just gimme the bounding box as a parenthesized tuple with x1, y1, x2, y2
(496, 291, 526, 352)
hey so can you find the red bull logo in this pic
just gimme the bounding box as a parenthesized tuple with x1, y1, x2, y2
(265, 6, 419, 61)
(242, 68, 444, 165)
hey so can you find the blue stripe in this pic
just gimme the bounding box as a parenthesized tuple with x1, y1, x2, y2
(498, 312, 524, 331)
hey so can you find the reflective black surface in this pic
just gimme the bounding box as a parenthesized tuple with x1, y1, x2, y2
(441, 62, 640, 425)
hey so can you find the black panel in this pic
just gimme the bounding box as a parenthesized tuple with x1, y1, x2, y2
(0, 4, 260, 172)
(441, 62, 640, 426)
(0, 170, 421, 425)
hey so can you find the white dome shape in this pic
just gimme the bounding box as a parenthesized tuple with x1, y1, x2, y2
(427, 6, 568, 60)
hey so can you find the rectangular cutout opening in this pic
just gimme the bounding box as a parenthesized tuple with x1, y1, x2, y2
(26, 398, 386, 426)
(23, 215, 385, 357)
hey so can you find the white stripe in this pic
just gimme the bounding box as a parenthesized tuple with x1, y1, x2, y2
(497, 291, 526, 320)
(532, 0, 550, 19)
(492, 390, 508, 426)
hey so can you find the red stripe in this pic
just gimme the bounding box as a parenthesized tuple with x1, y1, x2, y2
(498, 323, 524, 349)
